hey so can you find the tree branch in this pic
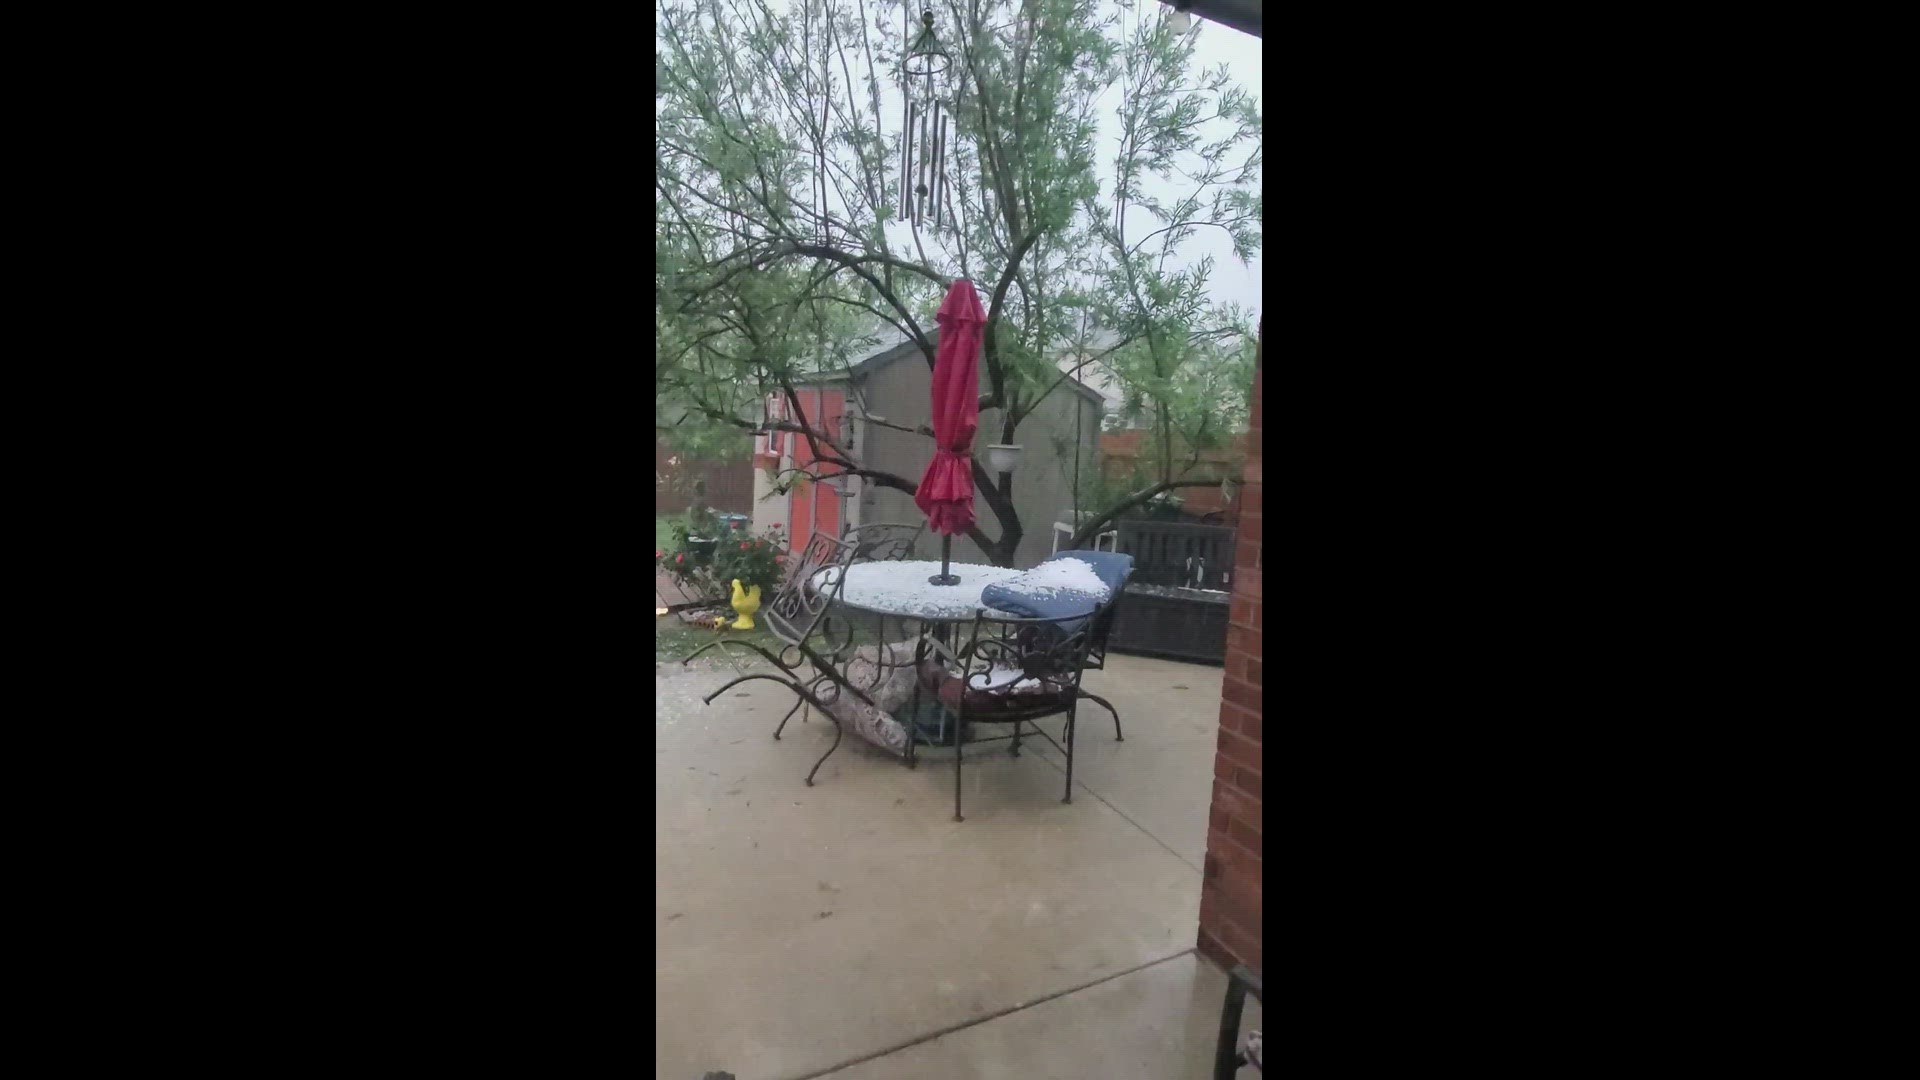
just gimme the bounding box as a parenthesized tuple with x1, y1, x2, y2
(1069, 478, 1229, 547)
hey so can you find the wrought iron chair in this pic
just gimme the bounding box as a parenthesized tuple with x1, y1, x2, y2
(680, 532, 870, 785)
(906, 593, 1119, 821)
(1023, 551, 1134, 742)
(1214, 964, 1263, 1077)
(841, 521, 924, 563)
(1074, 564, 1133, 742)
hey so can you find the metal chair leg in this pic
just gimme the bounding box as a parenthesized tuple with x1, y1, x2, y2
(805, 709, 843, 787)
(1213, 965, 1262, 1078)
(1010, 716, 1022, 757)
(1081, 691, 1123, 741)
(953, 715, 965, 822)
(773, 696, 805, 739)
(1213, 971, 1250, 1079)
(1062, 706, 1077, 804)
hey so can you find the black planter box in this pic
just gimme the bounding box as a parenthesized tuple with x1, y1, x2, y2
(1107, 583, 1231, 665)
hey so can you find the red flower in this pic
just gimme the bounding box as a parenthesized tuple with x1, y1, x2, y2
(655, 549, 662, 559)
(676, 554, 685, 564)
(739, 541, 749, 550)
(775, 555, 786, 564)
(770, 523, 781, 530)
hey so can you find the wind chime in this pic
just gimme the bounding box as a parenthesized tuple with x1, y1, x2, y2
(899, 9, 953, 234)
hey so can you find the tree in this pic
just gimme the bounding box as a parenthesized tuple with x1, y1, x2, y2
(656, 0, 1260, 564)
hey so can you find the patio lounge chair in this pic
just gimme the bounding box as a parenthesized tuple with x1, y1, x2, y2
(907, 592, 1119, 821)
(680, 532, 871, 785)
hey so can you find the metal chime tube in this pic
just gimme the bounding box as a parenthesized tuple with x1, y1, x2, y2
(919, 90, 932, 223)
(934, 110, 947, 228)
(904, 100, 916, 224)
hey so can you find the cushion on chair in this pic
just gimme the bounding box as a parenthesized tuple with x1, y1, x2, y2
(978, 555, 1122, 629)
(1040, 550, 1135, 595)
(917, 661, 1077, 718)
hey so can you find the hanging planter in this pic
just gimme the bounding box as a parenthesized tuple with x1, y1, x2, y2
(985, 444, 1023, 475)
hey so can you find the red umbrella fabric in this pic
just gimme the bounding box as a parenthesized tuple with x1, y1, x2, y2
(914, 280, 985, 536)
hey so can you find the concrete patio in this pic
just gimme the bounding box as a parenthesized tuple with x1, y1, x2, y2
(656, 650, 1259, 1079)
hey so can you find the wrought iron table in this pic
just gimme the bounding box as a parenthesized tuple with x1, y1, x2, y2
(806, 560, 1023, 748)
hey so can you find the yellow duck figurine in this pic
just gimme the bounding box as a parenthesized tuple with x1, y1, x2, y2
(729, 578, 762, 631)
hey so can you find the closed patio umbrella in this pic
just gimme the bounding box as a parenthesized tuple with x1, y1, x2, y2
(914, 279, 984, 584)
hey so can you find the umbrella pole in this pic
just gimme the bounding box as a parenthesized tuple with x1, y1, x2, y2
(929, 535, 958, 586)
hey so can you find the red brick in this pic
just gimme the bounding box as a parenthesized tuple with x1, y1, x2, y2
(1234, 767, 1261, 799)
(1251, 600, 1262, 630)
(1214, 756, 1236, 782)
(1218, 701, 1260, 735)
(1239, 567, 1262, 599)
(1222, 650, 1246, 683)
(1239, 708, 1262, 740)
(1236, 540, 1260, 567)
(1229, 817, 1262, 855)
(1197, 925, 1234, 969)
(1238, 482, 1261, 509)
(1225, 624, 1251, 656)
(1239, 515, 1261, 543)
(1230, 595, 1253, 628)
(1210, 806, 1231, 833)
(1242, 458, 1262, 485)
(1221, 891, 1262, 936)
(1217, 729, 1261, 769)
(1220, 919, 1263, 973)
(1244, 655, 1262, 689)
(1222, 871, 1262, 924)
(1203, 852, 1223, 882)
(1222, 676, 1260, 713)
(1226, 624, 1261, 658)
(1214, 780, 1258, 828)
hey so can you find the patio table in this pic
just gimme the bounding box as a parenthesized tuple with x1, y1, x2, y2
(810, 559, 1024, 623)
(806, 559, 1024, 747)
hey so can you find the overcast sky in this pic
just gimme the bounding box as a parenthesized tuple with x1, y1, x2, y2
(661, 1, 1262, 321)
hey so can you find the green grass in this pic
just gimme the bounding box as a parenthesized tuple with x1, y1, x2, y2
(654, 615, 781, 664)
(652, 606, 893, 665)
(653, 509, 894, 664)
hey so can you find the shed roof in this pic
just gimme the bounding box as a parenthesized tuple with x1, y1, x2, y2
(793, 331, 1107, 407)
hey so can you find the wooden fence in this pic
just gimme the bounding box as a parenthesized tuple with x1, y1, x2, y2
(655, 443, 755, 515)
(1099, 431, 1250, 521)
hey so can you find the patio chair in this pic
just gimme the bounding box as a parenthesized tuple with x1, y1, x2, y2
(907, 595, 1118, 822)
(841, 521, 924, 563)
(1214, 964, 1263, 1077)
(681, 532, 871, 785)
(1018, 551, 1136, 742)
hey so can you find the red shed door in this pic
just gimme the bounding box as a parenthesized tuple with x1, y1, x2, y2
(787, 390, 844, 546)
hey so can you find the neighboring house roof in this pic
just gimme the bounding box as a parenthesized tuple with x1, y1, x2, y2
(1163, 0, 1263, 38)
(793, 331, 1107, 408)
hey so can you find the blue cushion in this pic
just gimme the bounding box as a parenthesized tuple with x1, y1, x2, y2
(1041, 550, 1135, 595)
(981, 551, 1134, 634)
(980, 579, 1101, 623)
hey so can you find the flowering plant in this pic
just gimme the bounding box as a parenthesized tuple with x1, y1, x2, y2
(711, 527, 786, 595)
(658, 514, 717, 592)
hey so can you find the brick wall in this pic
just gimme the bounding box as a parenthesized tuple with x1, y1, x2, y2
(1198, 326, 1262, 976)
